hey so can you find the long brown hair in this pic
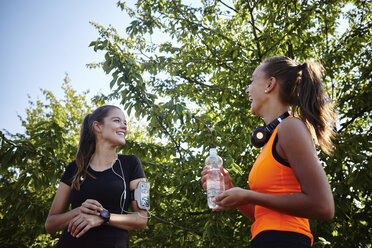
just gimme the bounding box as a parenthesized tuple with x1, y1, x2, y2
(72, 105, 121, 190)
(262, 56, 337, 155)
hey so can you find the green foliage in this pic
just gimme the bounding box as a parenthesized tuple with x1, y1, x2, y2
(89, 0, 371, 247)
(0, 76, 92, 247)
(1, 0, 371, 247)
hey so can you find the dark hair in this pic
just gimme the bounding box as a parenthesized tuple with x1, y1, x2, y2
(262, 56, 337, 155)
(72, 105, 121, 190)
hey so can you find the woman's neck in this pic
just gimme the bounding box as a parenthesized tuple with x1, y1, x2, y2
(90, 145, 118, 171)
(259, 86, 290, 125)
(262, 105, 290, 125)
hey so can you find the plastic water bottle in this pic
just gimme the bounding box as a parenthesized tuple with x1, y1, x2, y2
(206, 148, 225, 208)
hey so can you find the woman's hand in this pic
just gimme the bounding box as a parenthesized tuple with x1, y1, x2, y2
(67, 199, 104, 238)
(213, 187, 249, 211)
(201, 166, 234, 190)
(68, 212, 104, 238)
(79, 199, 103, 215)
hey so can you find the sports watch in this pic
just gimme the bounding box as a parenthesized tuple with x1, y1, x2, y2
(99, 209, 110, 225)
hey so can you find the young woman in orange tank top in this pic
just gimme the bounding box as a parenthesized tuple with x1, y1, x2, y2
(201, 56, 337, 247)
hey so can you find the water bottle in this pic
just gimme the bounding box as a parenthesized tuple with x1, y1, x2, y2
(206, 148, 225, 208)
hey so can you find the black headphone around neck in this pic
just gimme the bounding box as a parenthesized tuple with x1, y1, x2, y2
(251, 112, 290, 148)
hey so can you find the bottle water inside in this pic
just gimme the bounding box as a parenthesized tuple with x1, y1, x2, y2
(206, 148, 224, 208)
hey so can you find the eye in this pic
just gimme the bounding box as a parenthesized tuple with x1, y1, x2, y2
(114, 119, 120, 123)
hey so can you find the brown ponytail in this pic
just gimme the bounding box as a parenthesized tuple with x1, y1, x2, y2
(262, 56, 337, 155)
(72, 105, 121, 190)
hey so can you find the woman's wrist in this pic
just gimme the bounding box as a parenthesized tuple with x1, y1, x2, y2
(71, 206, 82, 219)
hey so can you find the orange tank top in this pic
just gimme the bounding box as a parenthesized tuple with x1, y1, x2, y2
(248, 124, 313, 245)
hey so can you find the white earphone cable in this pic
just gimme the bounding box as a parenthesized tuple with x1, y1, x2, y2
(87, 154, 151, 218)
(112, 157, 151, 219)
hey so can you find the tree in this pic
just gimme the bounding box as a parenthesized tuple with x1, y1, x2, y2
(88, 0, 371, 247)
(0, 76, 93, 247)
(1, 0, 370, 247)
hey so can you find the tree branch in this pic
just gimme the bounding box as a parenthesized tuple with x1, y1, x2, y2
(150, 213, 202, 236)
(218, 0, 238, 13)
(142, 161, 178, 175)
(247, 1, 262, 59)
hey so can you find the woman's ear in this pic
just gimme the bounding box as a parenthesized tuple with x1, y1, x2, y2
(264, 77, 277, 93)
(92, 121, 102, 134)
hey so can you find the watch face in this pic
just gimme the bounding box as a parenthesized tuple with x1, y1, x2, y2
(100, 210, 110, 221)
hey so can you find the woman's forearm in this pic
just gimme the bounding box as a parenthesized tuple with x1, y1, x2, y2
(45, 207, 80, 234)
(245, 190, 334, 220)
(109, 211, 148, 230)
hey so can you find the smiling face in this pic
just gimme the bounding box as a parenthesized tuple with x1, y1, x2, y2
(245, 64, 269, 116)
(94, 108, 128, 147)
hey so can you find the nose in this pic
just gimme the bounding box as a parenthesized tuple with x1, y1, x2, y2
(121, 122, 127, 130)
(245, 87, 249, 95)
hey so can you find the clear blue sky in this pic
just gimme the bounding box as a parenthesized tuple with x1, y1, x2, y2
(0, 0, 133, 134)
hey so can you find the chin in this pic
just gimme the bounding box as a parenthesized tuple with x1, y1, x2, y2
(250, 104, 261, 117)
(251, 108, 257, 116)
(114, 138, 126, 146)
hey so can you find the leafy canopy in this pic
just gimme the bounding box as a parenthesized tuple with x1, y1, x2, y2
(0, 0, 371, 247)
